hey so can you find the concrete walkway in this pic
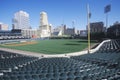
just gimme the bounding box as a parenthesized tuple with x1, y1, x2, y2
(0, 47, 45, 57)
(0, 47, 88, 58)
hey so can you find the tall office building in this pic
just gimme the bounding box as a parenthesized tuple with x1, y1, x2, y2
(13, 10, 30, 29)
(86, 22, 105, 33)
(39, 12, 51, 38)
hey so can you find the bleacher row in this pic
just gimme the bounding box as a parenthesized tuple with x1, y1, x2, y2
(97, 39, 120, 53)
(0, 39, 120, 80)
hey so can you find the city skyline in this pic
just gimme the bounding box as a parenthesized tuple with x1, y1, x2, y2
(0, 0, 120, 30)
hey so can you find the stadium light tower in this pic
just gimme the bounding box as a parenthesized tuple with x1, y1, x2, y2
(104, 4, 111, 30)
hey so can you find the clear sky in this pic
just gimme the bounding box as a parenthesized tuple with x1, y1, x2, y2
(0, 0, 120, 30)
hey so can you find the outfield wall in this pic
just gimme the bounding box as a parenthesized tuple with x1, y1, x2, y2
(65, 39, 111, 57)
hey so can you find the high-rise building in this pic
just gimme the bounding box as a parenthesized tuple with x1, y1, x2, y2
(39, 12, 51, 38)
(107, 21, 120, 38)
(86, 22, 105, 33)
(0, 22, 8, 30)
(13, 10, 30, 29)
(40, 12, 48, 26)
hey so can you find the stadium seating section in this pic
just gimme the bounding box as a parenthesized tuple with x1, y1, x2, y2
(0, 39, 120, 80)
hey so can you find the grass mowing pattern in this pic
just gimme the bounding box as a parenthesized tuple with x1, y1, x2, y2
(0, 39, 95, 54)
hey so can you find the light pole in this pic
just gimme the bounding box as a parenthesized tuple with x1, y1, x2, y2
(87, 4, 91, 53)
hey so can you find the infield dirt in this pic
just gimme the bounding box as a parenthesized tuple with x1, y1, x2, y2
(4, 41, 37, 46)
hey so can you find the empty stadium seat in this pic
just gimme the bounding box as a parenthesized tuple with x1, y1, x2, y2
(0, 39, 120, 80)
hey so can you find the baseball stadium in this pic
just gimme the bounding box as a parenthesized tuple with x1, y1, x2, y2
(0, 0, 120, 80)
(0, 38, 120, 80)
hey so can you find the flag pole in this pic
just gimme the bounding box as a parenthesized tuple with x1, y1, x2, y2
(87, 4, 90, 53)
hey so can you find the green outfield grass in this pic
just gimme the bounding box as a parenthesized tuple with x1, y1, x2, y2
(0, 39, 96, 54)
